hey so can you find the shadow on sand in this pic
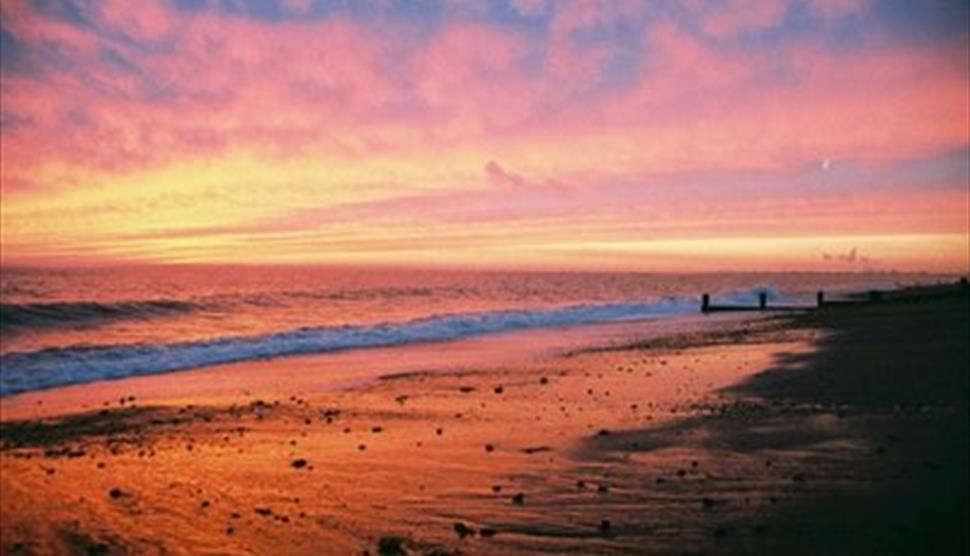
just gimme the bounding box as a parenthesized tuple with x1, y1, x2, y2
(575, 294, 969, 555)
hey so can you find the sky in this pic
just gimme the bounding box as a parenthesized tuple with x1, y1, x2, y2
(1, 0, 968, 272)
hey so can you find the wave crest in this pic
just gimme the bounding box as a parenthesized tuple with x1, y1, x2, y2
(0, 299, 200, 332)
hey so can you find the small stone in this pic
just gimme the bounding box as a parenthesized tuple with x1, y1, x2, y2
(511, 493, 525, 505)
(599, 519, 612, 534)
(108, 488, 123, 499)
(377, 536, 408, 556)
(291, 459, 308, 469)
(453, 522, 476, 538)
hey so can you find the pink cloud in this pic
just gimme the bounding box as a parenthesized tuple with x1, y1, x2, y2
(484, 160, 528, 188)
(1, 0, 966, 196)
(689, 0, 789, 37)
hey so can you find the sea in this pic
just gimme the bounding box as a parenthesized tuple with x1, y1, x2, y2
(0, 266, 949, 396)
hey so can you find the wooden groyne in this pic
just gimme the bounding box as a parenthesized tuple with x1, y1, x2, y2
(700, 277, 969, 314)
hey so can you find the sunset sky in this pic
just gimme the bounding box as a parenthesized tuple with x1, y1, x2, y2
(1, 0, 967, 272)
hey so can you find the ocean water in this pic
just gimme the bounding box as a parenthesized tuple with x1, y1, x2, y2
(0, 266, 944, 396)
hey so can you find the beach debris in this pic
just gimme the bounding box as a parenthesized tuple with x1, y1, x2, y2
(484, 444, 494, 452)
(491, 485, 502, 493)
(108, 488, 124, 499)
(291, 458, 308, 469)
(511, 493, 525, 505)
(459, 386, 475, 393)
(493, 385, 504, 394)
(480, 527, 498, 538)
(453, 522, 476, 538)
(372, 426, 383, 433)
(521, 446, 551, 454)
(395, 395, 409, 405)
(377, 536, 409, 555)
(254, 507, 273, 517)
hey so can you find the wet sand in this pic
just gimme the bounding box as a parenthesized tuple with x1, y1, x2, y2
(1, 292, 967, 555)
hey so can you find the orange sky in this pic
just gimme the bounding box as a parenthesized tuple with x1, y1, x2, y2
(1, 0, 968, 272)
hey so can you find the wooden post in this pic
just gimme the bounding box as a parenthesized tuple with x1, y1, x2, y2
(701, 293, 710, 313)
(816, 291, 825, 308)
(758, 292, 767, 309)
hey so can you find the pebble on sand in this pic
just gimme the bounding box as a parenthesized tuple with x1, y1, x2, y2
(453, 522, 476, 538)
(291, 459, 308, 469)
(511, 493, 525, 505)
(599, 520, 612, 534)
(377, 536, 408, 556)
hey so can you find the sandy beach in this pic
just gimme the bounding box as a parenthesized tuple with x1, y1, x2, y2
(1, 290, 967, 555)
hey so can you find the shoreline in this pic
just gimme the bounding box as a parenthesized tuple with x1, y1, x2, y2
(0, 311, 757, 422)
(1, 288, 967, 555)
